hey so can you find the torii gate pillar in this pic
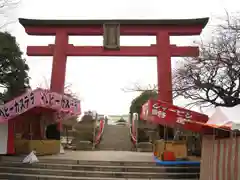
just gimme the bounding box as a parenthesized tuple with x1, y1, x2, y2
(19, 18, 208, 104)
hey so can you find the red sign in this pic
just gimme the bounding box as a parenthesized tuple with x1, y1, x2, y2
(141, 99, 209, 132)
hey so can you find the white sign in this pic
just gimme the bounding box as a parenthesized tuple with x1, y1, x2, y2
(176, 117, 186, 125)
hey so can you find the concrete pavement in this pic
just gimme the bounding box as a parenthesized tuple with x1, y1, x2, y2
(38, 150, 154, 162)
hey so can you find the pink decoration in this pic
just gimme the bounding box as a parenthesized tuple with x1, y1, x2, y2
(0, 88, 81, 123)
(95, 119, 105, 145)
(131, 114, 137, 144)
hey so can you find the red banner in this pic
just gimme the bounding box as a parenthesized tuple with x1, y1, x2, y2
(141, 99, 209, 132)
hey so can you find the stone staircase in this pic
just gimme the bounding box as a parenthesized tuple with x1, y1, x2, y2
(97, 124, 133, 151)
(0, 158, 200, 179)
(137, 142, 153, 152)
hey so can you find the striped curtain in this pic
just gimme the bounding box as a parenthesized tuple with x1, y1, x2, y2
(200, 135, 240, 180)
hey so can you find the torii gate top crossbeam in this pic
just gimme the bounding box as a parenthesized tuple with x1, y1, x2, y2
(19, 17, 209, 102)
(19, 18, 209, 36)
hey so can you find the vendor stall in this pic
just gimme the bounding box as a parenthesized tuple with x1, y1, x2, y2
(140, 99, 208, 162)
(146, 101, 240, 180)
(0, 88, 81, 155)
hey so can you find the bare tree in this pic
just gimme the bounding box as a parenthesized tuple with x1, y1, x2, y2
(173, 13, 240, 108)
(123, 13, 240, 109)
(0, 0, 20, 29)
(122, 83, 157, 93)
(38, 76, 80, 99)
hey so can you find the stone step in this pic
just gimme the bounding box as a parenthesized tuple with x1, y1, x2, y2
(0, 166, 200, 179)
(137, 148, 153, 152)
(97, 148, 134, 151)
(0, 173, 199, 180)
(0, 162, 200, 173)
(0, 158, 157, 166)
(101, 139, 131, 141)
(97, 125, 133, 151)
(0, 157, 200, 168)
(98, 142, 132, 145)
(137, 142, 153, 152)
(0, 155, 200, 179)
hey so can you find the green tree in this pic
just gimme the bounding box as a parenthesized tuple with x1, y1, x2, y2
(0, 32, 30, 103)
(130, 90, 158, 116)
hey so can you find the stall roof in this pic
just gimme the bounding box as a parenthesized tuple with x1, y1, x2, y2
(182, 105, 240, 133)
(0, 88, 81, 123)
(140, 99, 209, 133)
(207, 105, 240, 126)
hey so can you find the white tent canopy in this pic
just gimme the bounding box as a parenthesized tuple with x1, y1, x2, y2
(206, 105, 240, 130)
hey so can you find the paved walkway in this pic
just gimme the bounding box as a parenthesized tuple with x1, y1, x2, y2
(41, 150, 154, 162)
(1, 150, 154, 162)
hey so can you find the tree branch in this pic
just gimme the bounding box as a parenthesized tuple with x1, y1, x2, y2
(0, 0, 20, 29)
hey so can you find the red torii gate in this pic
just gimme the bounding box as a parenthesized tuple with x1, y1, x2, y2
(19, 18, 208, 104)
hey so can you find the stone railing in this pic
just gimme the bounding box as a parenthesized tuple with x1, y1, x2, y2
(70, 114, 106, 150)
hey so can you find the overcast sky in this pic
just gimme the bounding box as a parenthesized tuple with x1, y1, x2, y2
(2, 0, 240, 115)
